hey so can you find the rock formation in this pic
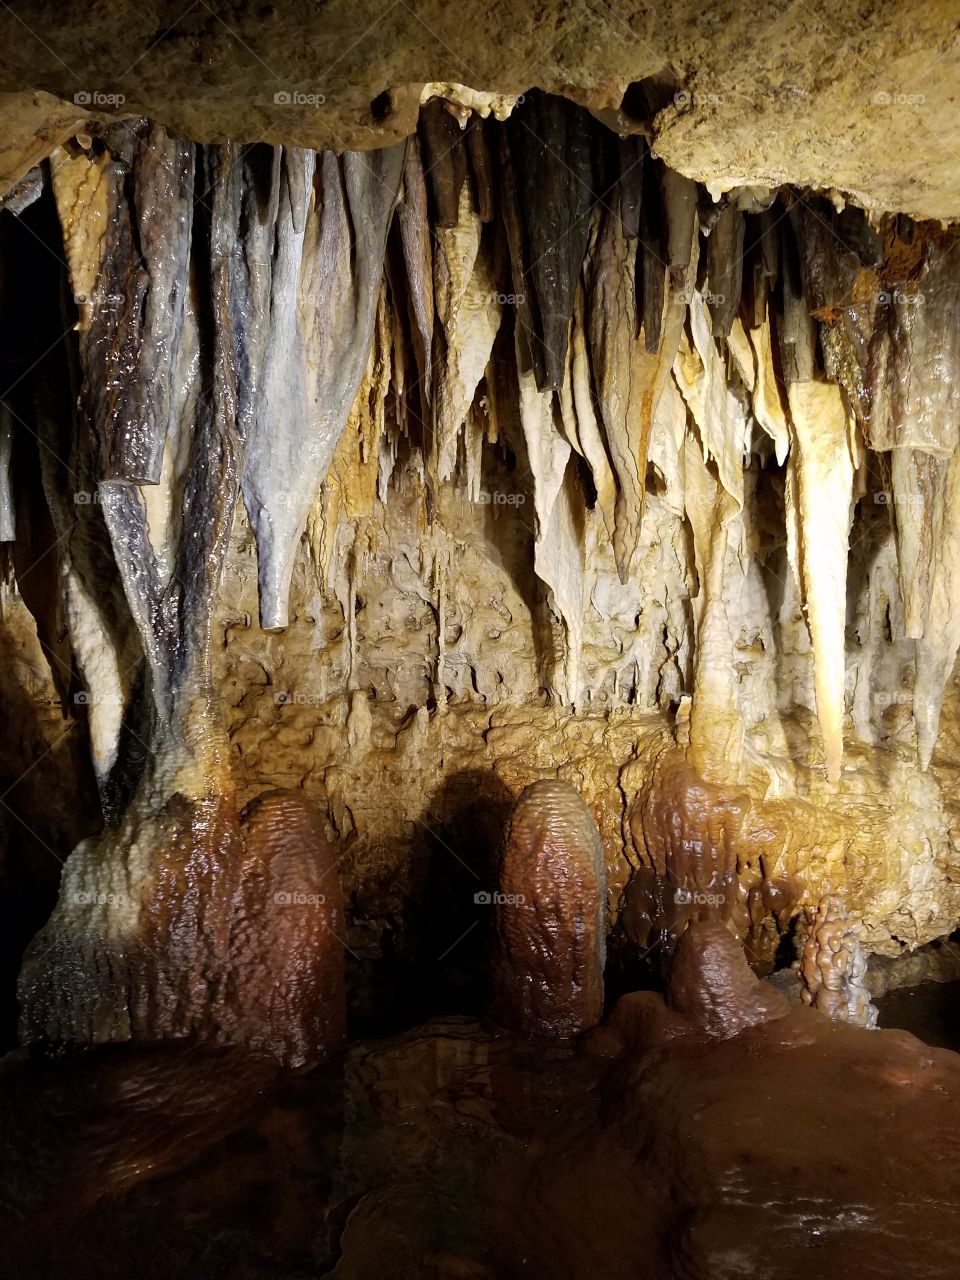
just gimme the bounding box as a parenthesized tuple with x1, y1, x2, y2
(798, 894, 879, 1029)
(491, 779, 606, 1037)
(0, 85, 960, 1053)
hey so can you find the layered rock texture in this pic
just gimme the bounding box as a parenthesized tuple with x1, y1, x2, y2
(1, 80, 960, 1047)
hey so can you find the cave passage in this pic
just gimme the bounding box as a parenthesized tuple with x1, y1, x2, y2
(1, 70, 960, 1280)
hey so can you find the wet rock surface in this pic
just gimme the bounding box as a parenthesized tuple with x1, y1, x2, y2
(3, 994, 960, 1279)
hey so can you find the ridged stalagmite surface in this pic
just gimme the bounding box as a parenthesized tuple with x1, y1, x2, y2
(234, 790, 347, 1068)
(20, 789, 345, 1068)
(667, 919, 790, 1038)
(491, 779, 605, 1037)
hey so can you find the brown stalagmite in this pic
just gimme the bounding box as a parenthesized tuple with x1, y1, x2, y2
(491, 779, 605, 1037)
(233, 790, 347, 1068)
(667, 919, 789, 1037)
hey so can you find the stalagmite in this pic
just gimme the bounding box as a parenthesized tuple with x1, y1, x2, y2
(667, 919, 789, 1038)
(504, 90, 596, 390)
(242, 144, 404, 630)
(798, 895, 878, 1029)
(491, 779, 605, 1037)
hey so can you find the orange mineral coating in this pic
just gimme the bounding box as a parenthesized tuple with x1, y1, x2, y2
(491, 778, 605, 1037)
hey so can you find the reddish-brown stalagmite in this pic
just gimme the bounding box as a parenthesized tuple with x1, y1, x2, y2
(232, 790, 348, 1068)
(491, 778, 606, 1037)
(20, 788, 346, 1070)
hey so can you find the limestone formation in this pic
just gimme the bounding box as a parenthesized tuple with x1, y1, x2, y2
(798, 894, 879, 1029)
(2, 90, 960, 1055)
(491, 779, 606, 1037)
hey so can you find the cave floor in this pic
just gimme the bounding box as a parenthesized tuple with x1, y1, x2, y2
(3, 1001, 960, 1280)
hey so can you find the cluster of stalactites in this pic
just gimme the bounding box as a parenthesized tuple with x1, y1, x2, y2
(5, 96, 960, 787)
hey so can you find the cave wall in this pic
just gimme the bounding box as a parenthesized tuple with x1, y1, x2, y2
(4, 72, 960, 1046)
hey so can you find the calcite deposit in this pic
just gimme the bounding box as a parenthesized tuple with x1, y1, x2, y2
(1, 84, 960, 1058)
(491, 779, 606, 1037)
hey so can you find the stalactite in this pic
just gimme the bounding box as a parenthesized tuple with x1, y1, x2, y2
(397, 135, 434, 410)
(589, 203, 693, 580)
(891, 447, 946, 639)
(0, 399, 13, 541)
(785, 381, 855, 783)
(705, 202, 744, 340)
(866, 237, 960, 455)
(914, 443, 960, 770)
(52, 123, 195, 486)
(417, 97, 468, 229)
(514, 322, 584, 705)
(662, 168, 698, 290)
(242, 144, 404, 630)
(504, 90, 596, 390)
(432, 185, 502, 481)
(682, 432, 746, 778)
(636, 149, 666, 354)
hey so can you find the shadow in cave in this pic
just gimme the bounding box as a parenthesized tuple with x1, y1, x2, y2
(0, 629, 100, 1050)
(353, 769, 514, 1035)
